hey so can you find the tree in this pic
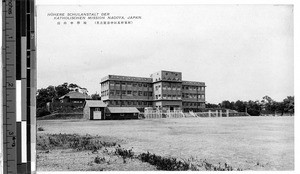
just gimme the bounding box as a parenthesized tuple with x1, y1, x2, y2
(234, 100, 247, 112)
(220, 100, 234, 110)
(91, 93, 101, 100)
(246, 100, 262, 116)
(36, 82, 87, 110)
(261, 95, 277, 115)
(36, 86, 56, 108)
(283, 96, 294, 114)
(205, 103, 219, 108)
(55, 82, 69, 98)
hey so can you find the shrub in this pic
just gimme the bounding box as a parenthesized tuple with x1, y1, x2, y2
(114, 145, 134, 158)
(36, 134, 117, 151)
(138, 152, 189, 171)
(94, 156, 106, 164)
(36, 108, 51, 117)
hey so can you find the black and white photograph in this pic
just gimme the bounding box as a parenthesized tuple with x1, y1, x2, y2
(34, 1, 295, 172)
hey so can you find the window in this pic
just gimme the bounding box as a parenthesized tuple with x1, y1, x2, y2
(116, 82, 120, 85)
(128, 101, 132, 105)
(122, 91, 126, 95)
(185, 86, 189, 90)
(149, 92, 153, 96)
(163, 94, 167, 99)
(156, 95, 158, 99)
(133, 101, 137, 105)
(144, 92, 148, 96)
(172, 95, 176, 99)
(158, 94, 161, 99)
(121, 82, 126, 86)
(127, 91, 132, 95)
(95, 108, 100, 111)
(127, 82, 132, 86)
(109, 82, 114, 86)
(116, 90, 120, 95)
(138, 91, 143, 96)
(121, 101, 124, 105)
(138, 83, 142, 87)
(133, 83, 137, 87)
(133, 91, 137, 96)
(143, 84, 147, 87)
(110, 91, 114, 95)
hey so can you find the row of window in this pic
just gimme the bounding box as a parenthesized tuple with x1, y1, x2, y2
(102, 81, 204, 91)
(154, 77, 181, 82)
(154, 84, 205, 91)
(155, 94, 182, 100)
(102, 90, 153, 97)
(182, 102, 205, 107)
(182, 86, 205, 91)
(108, 100, 152, 106)
(154, 94, 205, 100)
(182, 93, 205, 99)
(155, 85, 181, 91)
(73, 101, 83, 103)
(109, 81, 152, 88)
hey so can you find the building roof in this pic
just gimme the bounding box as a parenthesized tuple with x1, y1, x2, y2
(59, 91, 92, 100)
(182, 81, 205, 86)
(101, 75, 152, 83)
(106, 107, 140, 113)
(84, 100, 107, 108)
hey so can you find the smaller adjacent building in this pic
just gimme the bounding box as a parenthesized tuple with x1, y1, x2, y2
(83, 100, 107, 120)
(105, 107, 140, 120)
(83, 100, 140, 120)
(59, 91, 92, 107)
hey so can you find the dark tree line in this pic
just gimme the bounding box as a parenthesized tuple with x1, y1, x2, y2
(36, 82, 84, 108)
(36, 82, 101, 117)
(206, 96, 294, 116)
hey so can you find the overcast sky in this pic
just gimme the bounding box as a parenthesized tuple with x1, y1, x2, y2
(36, 4, 294, 104)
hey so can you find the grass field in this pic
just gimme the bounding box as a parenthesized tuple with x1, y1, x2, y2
(37, 116, 294, 171)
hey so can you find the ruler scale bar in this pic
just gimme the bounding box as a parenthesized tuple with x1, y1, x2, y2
(3, 0, 36, 173)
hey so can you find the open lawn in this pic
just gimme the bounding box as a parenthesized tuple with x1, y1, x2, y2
(37, 116, 294, 171)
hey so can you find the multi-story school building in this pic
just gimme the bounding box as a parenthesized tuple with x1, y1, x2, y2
(100, 70, 206, 111)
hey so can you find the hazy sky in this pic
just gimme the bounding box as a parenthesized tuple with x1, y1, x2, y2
(36, 4, 294, 104)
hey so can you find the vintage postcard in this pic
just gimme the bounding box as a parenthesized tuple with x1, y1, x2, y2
(35, 4, 294, 172)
